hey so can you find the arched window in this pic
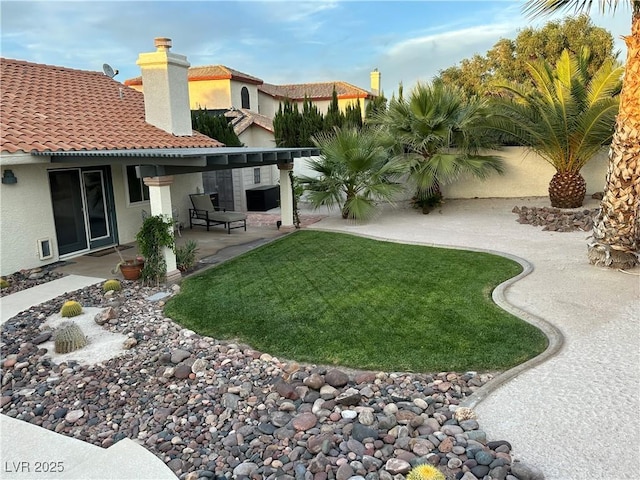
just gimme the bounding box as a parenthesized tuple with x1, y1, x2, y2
(241, 87, 250, 109)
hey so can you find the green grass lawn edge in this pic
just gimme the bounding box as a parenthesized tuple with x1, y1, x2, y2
(164, 230, 547, 372)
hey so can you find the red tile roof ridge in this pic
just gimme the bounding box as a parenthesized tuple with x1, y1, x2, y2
(1, 57, 104, 76)
(125, 64, 264, 86)
(258, 81, 370, 100)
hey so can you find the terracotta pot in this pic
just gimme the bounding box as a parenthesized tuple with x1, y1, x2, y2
(119, 260, 143, 280)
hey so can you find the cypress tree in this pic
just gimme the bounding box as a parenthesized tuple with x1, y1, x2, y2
(300, 95, 324, 146)
(275, 97, 327, 147)
(324, 86, 344, 132)
(191, 109, 242, 146)
(365, 94, 387, 119)
(344, 100, 363, 129)
(274, 98, 303, 147)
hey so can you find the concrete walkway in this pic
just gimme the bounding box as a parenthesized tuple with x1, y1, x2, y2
(0, 275, 104, 325)
(308, 197, 640, 480)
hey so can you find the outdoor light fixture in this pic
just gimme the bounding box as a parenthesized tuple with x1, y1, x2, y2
(1, 169, 17, 184)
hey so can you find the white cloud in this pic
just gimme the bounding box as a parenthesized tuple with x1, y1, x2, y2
(1, 0, 631, 95)
(261, 0, 340, 23)
(370, 22, 517, 95)
(364, 5, 631, 97)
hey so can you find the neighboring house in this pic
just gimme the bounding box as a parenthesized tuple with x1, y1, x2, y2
(0, 38, 314, 277)
(125, 65, 379, 118)
(125, 67, 380, 211)
(257, 79, 375, 119)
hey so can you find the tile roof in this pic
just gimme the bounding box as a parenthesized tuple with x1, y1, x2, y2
(125, 65, 263, 87)
(124, 65, 371, 101)
(259, 81, 371, 100)
(225, 108, 274, 135)
(1, 58, 223, 154)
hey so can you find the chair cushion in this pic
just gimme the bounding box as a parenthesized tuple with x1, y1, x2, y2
(190, 194, 215, 211)
(209, 212, 247, 222)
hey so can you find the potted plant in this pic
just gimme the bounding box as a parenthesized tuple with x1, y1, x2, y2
(176, 240, 199, 272)
(135, 214, 175, 285)
(111, 246, 144, 280)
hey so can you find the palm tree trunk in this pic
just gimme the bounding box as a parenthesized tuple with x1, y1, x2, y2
(588, 10, 640, 269)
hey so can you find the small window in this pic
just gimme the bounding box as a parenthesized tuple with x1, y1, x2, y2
(126, 165, 149, 204)
(241, 87, 250, 109)
(253, 168, 261, 184)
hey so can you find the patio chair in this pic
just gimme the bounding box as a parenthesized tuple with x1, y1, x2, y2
(189, 193, 247, 234)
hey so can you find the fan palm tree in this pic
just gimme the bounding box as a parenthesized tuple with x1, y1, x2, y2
(371, 81, 504, 211)
(490, 48, 623, 208)
(298, 127, 404, 220)
(525, 0, 639, 268)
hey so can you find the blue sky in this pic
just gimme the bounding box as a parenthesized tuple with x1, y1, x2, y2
(0, 1, 631, 96)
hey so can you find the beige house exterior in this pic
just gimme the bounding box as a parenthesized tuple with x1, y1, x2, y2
(125, 65, 375, 118)
(0, 39, 314, 277)
(125, 67, 378, 212)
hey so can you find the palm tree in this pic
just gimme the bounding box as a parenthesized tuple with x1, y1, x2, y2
(490, 48, 623, 208)
(371, 81, 504, 210)
(524, 0, 639, 268)
(298, 127, 404, 220)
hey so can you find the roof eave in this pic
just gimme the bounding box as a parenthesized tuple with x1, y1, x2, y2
(31, 146, 319, 174)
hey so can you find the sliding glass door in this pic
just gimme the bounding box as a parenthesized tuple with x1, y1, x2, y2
(49, 166, 116, 256)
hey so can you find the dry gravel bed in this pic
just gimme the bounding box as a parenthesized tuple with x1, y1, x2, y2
(0, 281, 545, 480)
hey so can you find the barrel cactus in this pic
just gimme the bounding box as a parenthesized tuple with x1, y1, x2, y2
(103, 279, 122, 292)
(406, 464, 445, 480)
(54, 322, 87, 354)
(60, 300, 83, 317)
(0, 278, 9, 289)
(453, 406, 477, 422)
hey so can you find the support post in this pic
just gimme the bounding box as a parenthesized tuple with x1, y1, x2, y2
(143, 176, 181, 283)
(278, 162, 294, 227)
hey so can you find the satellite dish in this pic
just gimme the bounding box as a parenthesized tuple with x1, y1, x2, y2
(102, 63, 118, 78)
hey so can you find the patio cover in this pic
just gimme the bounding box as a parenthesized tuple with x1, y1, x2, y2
(32, 146, 320, 176)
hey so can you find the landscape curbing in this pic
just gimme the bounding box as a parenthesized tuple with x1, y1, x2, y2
(462, 250, 565, 409)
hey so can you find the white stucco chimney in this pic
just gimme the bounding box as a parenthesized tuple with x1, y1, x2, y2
(370, 68, 381, 96)
(136, 37, 192, 136)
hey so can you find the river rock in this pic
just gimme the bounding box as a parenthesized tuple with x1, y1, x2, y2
(325, 369, 349, 387)
(170, 349, 191, 363)
(510, 460, 545, 480)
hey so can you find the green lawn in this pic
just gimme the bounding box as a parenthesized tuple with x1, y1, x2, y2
(164, 230, 547, 372)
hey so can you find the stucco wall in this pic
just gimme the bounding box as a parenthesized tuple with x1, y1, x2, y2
(238, 126, 276, 149)
(112, 169, 203, 242)
(0, 159, 204, 276)
(189, 79, 232, 110)
(255, 94, 368, 120)
(258, 92, 278, 118)
(230, 81, 259, 112)
(0, 163, 58, 275)
(293, 147, 609, 201)
(441, 147, 608, 199)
